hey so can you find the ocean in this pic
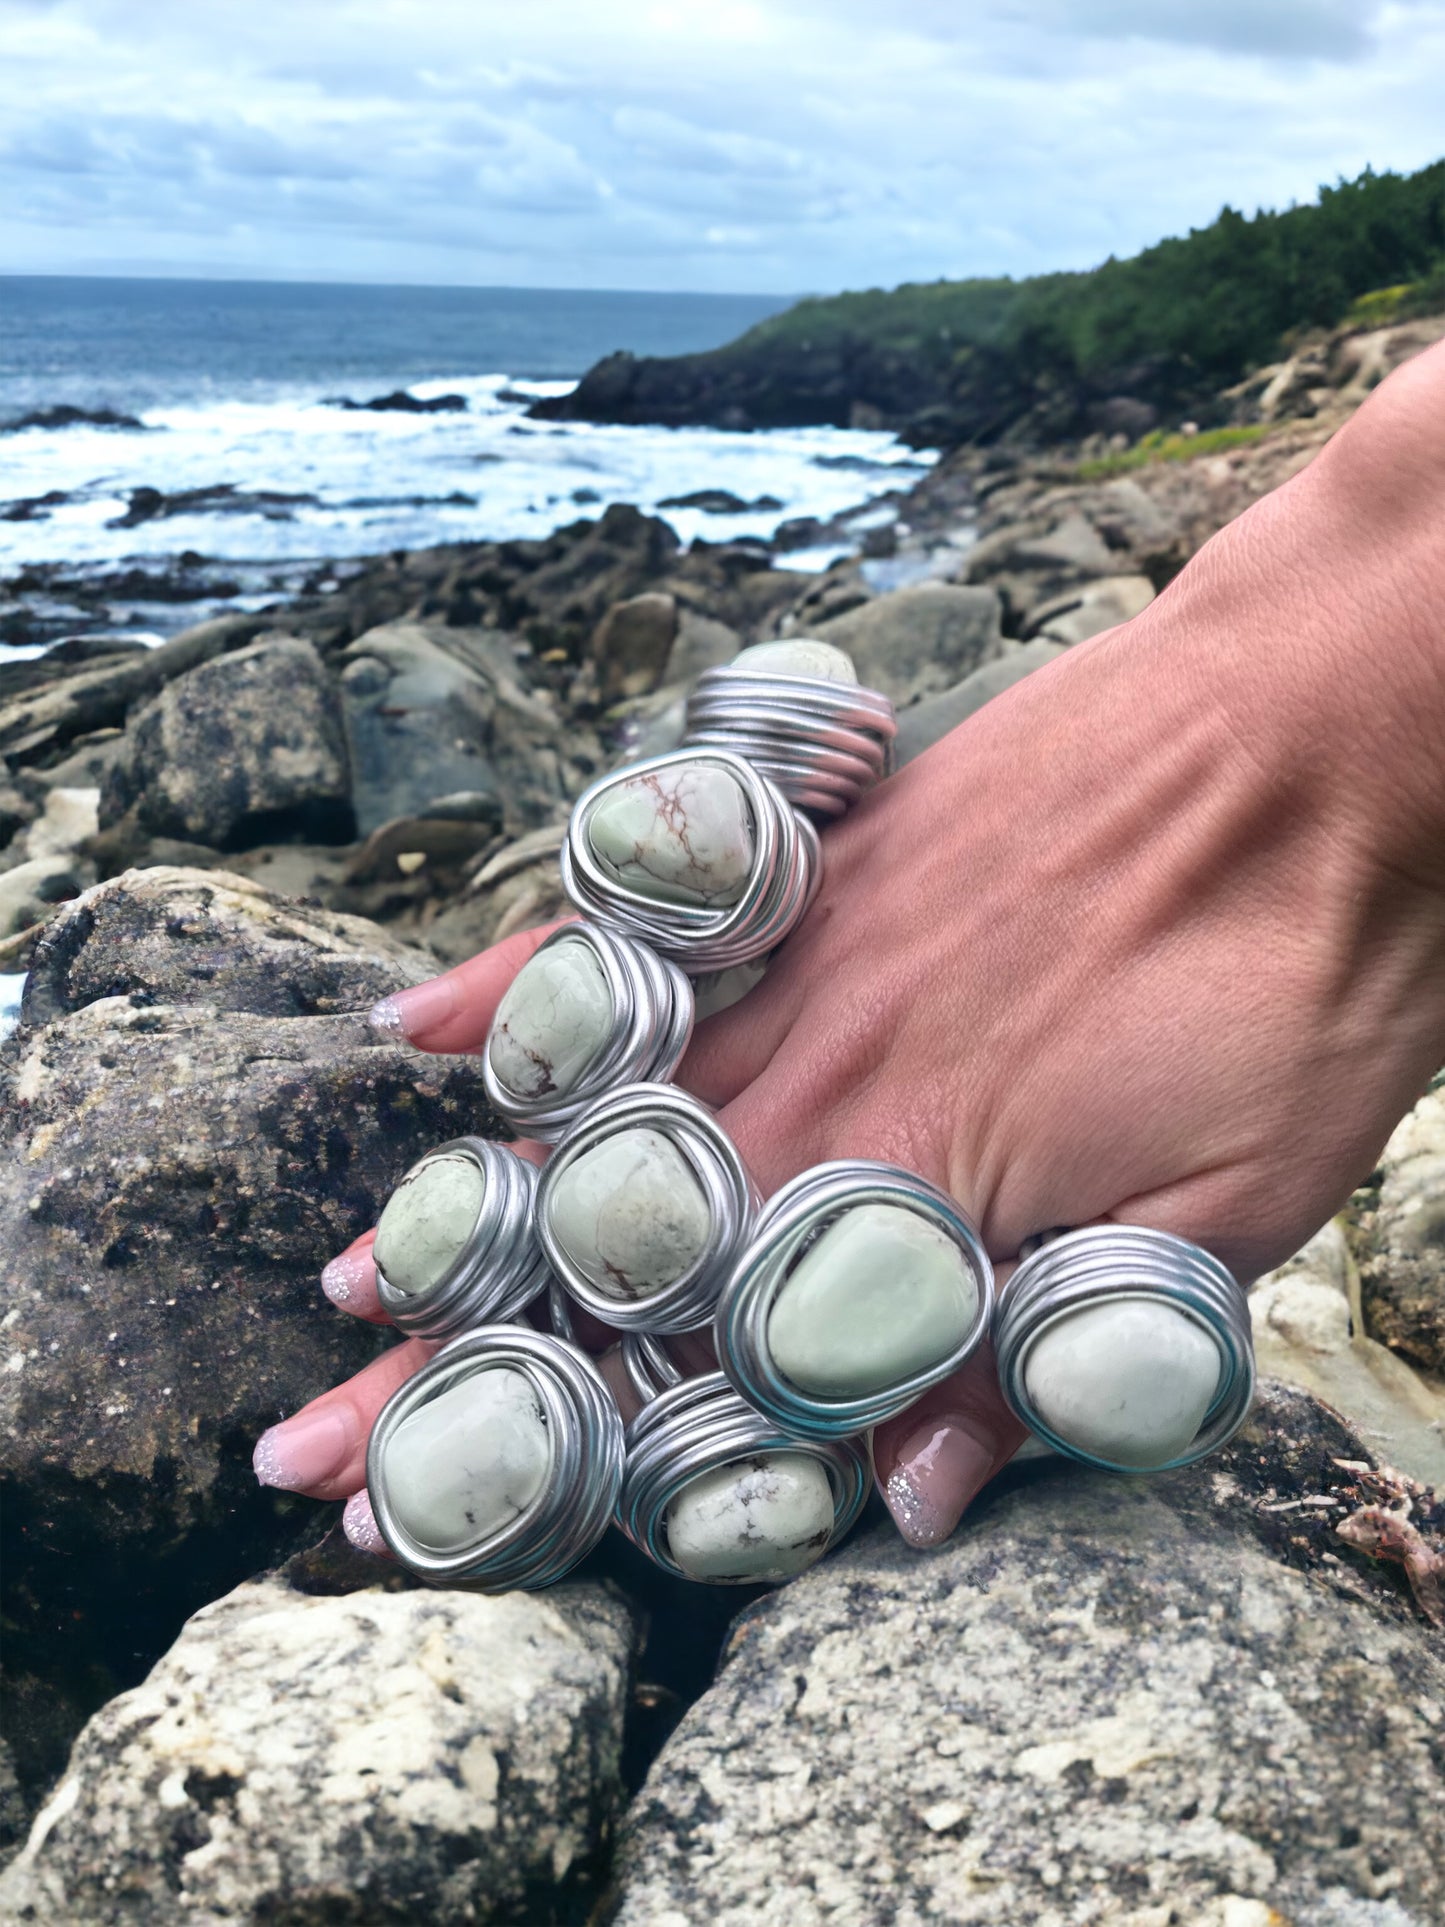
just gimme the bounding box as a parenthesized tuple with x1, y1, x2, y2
(0, 277, 932, 642)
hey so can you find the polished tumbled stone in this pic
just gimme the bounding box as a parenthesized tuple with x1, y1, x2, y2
(384, 1365, 550, 1551)
(768, 1203, 978, 1397)
(547, 1127, 711, 1301)
(587, 760, 754, 908)
(1023, 1298, 1223, 1469)
(373, 1152, 484, 1298)
(730, 639, 858, 683)
(488, 935, 613, 1101)
(665, 1452, 835, 1583)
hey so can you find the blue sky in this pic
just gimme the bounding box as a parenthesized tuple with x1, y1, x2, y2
(1, 0, 1442, 294)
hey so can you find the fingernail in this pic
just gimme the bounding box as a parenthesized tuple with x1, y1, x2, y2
(253, 1407, 353, 1491)
(883, 1416, 997, 1549)
(367, 976, 458, 1045)
(343, 1488, 388, 1556)
(321, 1247, 375, 1309)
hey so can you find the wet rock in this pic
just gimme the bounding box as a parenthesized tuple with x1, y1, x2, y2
(1251, 1219, 1445, 1488)
(812, 585, 1005, 702)
(587, 593, 679, 707)
(107, 483, 319, 529)
(334, 388, 467, 413)
(606, 1387, 1445, 1926)
(100, 636, 353, 850)
(0, 406, 144, 434)
(0, 868, 498, 1812)
(893, 639, 1066, 763)
(0, 1575, 633, 1926)
(1358, 1085, 1445, 1374)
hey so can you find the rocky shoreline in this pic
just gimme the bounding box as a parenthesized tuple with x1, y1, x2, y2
(1, 310, 1442, 1924)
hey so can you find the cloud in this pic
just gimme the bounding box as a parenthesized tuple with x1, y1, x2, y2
(0, 1, 1441, 291)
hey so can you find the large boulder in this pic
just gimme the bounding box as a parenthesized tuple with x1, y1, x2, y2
(1, 1575, 635, 1926)
(586, 593, 679, 708)
(1358, 1084, 1445, 1374)
(0, 869, 499, 1813)
(812, 585, 1005, 703)
(99, 636, 352, 850)
(605, 1388, 1445, 1925)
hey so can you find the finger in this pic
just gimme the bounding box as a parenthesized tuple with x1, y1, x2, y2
(319, 1231, 386, 1322)
(871, 1339, 1029, 1550)
(252, 1337, 438, 1501)
(366, 919, 570, 1054)
(341, 1486, 392, 1558)
(678, 958, 806, 1110)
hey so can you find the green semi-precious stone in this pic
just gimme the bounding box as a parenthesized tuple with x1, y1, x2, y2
(587, 759, 754, 907)
(1023, 1298, 1223, 1469)
(665, 1452, 835, 1583)
(373, 1152, 485, 1297)
(488, 935, 613, 1101)
(730, 639, 859, 683)
(767, 1203, 977, 1397)
(385, 1365, 550, 1552)
(547, 1127, 711, 1300)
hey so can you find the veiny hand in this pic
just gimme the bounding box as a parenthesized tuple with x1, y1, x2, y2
(255, 339, 1445, 1552)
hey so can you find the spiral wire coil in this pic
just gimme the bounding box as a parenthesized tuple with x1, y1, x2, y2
(561, 747, 821, 972)
(373, 1138, 551, 1342)
(684, 666, 896, 819)
(714, 1159, 996, 1438)
(536, 1083, 761, 1334)
(992, 1225, 1255, 1472)
(482, 921, 694, 1143)
(367, 1326, 625, 1592)
(618, 1370, 871, 1582)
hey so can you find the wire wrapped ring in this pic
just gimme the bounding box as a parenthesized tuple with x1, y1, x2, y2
(684, 666, 896, 819)
(367, 1326, 624, 1592)
(373, 1138, 551, 1341)
(713, 1159, 995, 1438)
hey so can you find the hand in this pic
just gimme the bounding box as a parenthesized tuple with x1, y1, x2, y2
(255, 340, 1445, 1552)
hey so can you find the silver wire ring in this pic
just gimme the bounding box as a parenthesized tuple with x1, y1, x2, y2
(618, 1370, 871, 1584)
(373, 1138, 551, 1341)
(482, 920, 694, 1143)
(561, 747, 821, 972)
(536, 1083, 761, 1334)
(993, 1225, 1255, 1472)
(367, 1325, 624, 1593)
(684, 666, 896, 819)
(713, 1159, 995, 1438)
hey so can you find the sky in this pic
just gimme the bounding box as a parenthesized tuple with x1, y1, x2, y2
(0, 0, 1442, 296)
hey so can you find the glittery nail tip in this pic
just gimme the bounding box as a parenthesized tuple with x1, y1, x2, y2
(366, 996, 407, 1037)
(320, 1252, 365, 1307)
(252, 1429, 291, 1490)
(343, 1489, 386, 1556)
(885, 1466, 951, 1549)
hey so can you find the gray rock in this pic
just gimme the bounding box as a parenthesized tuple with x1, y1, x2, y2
(100, 636, 352, 851)
(0, 853, 87, 939)
(813, 585, 1005, 702)
(606, 1388, 1445, 1926)
(1359, 1085, 1445, 1374)
(1025, 572, 1156, 644)
(425, 821, 570, 967)
(0, 868, 500, 1815)
(662, 611, 743, 688)
(20, 786, 98, 861)
(893, 639, 1066, 764)
(588, 593, 679, 707)
(0, 1574, 634, 1925)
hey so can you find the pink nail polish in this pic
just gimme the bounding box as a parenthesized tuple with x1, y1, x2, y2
(343, 1488, 388, 1556)
(321, 1248, 376, 1309)
(883, 1416, 996, 1549)
(253, 1407, 353, 1491)
(367, 976, 458, 1045)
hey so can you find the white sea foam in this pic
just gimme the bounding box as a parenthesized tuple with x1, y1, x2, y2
(0, 372, 932, 576)
(0, 973, 26, 1042)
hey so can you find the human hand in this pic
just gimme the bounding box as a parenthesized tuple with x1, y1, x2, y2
(255, 340, 1445, 1552)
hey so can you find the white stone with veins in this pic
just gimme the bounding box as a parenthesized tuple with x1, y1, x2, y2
(546, 1126, 711, 1300)
(488, 935, 614, 1100)
(1023, 1298, 1224, 1468)
(373, 1152, 484, 1297)
(665, 1452, 836, 1582)
(587, 761, 754, 907)
(384, 1365, 550, 1551)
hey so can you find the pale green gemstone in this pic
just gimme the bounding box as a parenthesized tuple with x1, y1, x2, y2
(374, 1152, 484, 1297)
(665, 1452, 835, 1582)
(731, 639, 858, 683)
(587, 760, 754, 907)
(767, 1203, 977, 1397)
(1023, 1298, 1222, 1469)
(488, 935, 613, 1101)
(384, 1365, 550, 1551)
(547, 1127, 711, 1301)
